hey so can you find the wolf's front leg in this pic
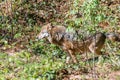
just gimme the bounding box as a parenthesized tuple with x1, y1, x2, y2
(68, 50, 78, 63)
(66, 56, 71, 64)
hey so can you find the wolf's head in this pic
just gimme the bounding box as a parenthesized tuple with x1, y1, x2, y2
(37, 23, 54, 40)
(37, 23, 67, 44)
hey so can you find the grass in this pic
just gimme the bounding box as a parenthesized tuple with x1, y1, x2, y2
(0, 51, 64, 80)
(0, 43, 120, 80)
(0, 0, 120, 80)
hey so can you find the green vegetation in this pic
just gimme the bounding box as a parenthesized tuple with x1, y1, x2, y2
(0, 51, 64, 80)
(0, 0, 120, 80)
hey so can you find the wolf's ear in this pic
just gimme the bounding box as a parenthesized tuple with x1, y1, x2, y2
(55, 32, 64, 41)
(47, 23, 54, 30)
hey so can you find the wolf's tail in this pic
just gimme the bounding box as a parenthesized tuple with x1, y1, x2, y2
(105, 32, 120, 42)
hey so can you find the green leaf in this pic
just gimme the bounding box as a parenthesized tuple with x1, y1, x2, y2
(14, 33, 22, 39)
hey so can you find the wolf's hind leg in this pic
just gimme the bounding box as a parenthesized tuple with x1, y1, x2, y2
(89, 44, 102, 55)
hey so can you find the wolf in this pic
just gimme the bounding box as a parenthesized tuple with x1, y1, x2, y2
(37, 23, 120, 63)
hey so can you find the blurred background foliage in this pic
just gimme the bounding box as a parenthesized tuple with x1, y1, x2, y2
(0, 0, 120, 48)
(0, 0, 120, 80)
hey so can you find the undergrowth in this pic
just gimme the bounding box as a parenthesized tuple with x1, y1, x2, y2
(0, 0, 120, 80)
